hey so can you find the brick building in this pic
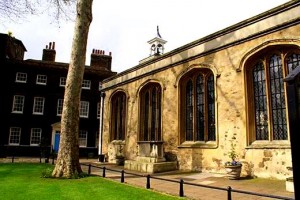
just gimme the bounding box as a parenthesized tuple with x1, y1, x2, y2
(0, 33, 116, 158)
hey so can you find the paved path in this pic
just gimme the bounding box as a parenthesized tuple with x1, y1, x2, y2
(80, 159, 295, 200)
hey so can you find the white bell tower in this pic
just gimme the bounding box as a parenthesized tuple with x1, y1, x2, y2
(148, 26, 167, 56)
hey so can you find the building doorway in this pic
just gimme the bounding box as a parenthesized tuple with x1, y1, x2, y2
(51, 122, 61, 153)
(53, 131, 60, 153)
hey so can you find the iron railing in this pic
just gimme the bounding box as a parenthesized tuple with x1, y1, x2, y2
(81, 163, 294, 200)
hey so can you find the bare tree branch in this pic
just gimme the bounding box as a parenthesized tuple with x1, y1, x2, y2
(0, 0, 36, 23)
(0, 0, 76, 25)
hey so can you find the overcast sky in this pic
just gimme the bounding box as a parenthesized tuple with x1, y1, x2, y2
(0, 0, 289, 73)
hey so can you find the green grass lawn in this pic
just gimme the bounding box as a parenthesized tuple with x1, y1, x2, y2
(0, 163, 181, 200)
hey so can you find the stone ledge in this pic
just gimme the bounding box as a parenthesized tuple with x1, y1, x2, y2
(124, 160, 178, 173)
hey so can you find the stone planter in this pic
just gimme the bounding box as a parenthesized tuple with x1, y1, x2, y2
(225, 164, 242, 180)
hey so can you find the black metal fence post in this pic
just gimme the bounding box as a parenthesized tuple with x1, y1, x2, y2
(88, 164, 91, 175)
(121, 170, 125, 183)
(179, 179, 184, 197)
(227, 186, 232, 200)
(12, 154, 14, 163)
(102, 167, 106, 177)
(146, 175, 150, 189)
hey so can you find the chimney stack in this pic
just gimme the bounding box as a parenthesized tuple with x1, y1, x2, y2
(90, 49, 112, 71)
(0, 33, 26, 60)
(42, 42, 56, 62)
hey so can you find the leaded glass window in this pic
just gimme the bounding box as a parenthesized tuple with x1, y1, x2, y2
(181, 69, 216, 143)
(248, 50, 300, 142)
(253, 61, 268, 140)
(207, 75, 216, 141)
(111, 92, 126, 141)
(196, 75, 204, 141)
(186, 80, 193, 141)
(140, 83, 162, 141)
(269, 55, 287, 140)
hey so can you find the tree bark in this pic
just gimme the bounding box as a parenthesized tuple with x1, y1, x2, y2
(52, 0, 93, 178)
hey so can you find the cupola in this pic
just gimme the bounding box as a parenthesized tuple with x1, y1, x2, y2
(148, 26, 167, 56)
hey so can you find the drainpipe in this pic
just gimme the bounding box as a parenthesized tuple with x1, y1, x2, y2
(98, 91, 106, 162)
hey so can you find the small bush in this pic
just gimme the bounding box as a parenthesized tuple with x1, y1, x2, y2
(41, 167, 53, 178)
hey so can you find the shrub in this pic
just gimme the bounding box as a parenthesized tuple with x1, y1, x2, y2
(41, 167, 53, 178)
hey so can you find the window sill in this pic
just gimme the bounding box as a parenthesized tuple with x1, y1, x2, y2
(246, 141, 291, 149)
(11, 111, 23, 114)
(178, 141, 217, 149)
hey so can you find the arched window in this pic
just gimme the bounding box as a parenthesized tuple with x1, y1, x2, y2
(110, 91, 126, 141)
(139, 83, 162, 141)
(246, 48, 300, 143)
(180, 68, 216, 143)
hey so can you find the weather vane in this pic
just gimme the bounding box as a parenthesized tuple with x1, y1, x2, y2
(157, 25, 162, 38)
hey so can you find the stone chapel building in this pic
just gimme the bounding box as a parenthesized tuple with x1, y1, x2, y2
(99, 1, 300, 180)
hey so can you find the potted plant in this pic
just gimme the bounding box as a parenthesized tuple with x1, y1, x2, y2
(224, 136, 242, 180)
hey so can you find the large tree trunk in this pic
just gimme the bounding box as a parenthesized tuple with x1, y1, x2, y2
(52, 0, 93, 178)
